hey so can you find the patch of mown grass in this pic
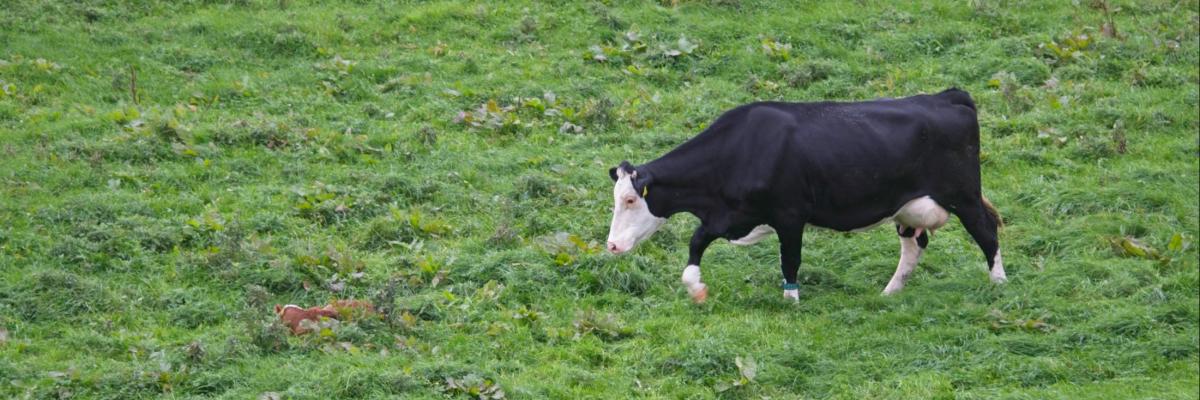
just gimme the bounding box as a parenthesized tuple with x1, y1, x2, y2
(0, 0, 1197, 398)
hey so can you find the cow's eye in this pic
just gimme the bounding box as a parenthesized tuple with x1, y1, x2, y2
(624, 197, 636, 205)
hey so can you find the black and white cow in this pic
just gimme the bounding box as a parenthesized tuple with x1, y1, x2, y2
(605, 88, 1004, 302)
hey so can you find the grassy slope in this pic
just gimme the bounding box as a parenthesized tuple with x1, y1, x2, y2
(0, 0, 1197, 398)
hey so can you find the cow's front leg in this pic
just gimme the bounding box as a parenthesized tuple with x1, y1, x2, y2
(683, 227, 718, 303)
(778, 228, 804, 301)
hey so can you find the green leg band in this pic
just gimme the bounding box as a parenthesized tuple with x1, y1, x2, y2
(781, 283, 799, 290)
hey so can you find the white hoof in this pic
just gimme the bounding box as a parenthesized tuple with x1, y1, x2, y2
(689, 283, 708, 303)
(783, 289, 799, 301)
(681, 265, 707, 302)
(990, 271, 1008, 284)
(990, 252, 1007, 283)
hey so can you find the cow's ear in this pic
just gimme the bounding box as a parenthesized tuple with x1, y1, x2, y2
(618, 160, 635, 175)
(274, 304, 282, 315)
(610, 160, 635, 181)
(632, 172, 654, 197)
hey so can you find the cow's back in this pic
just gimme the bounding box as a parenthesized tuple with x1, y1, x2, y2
(727, 91, 981, 229)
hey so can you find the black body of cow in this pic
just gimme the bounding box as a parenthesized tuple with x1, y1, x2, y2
(609, 88, 1001, 289)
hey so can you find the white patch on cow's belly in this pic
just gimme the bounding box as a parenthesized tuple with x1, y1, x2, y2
(846, 196, 949, 232)
(730, 225, 775, 245)
(848, 218, 893, 232)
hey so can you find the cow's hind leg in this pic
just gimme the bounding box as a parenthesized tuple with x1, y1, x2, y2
(884, 196, 946, 294)
(883, 225, 929, 295)
(955, 198, 1005, 283)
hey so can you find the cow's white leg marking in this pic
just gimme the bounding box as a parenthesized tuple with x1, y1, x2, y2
(879, 196, 950, 295)
(681, 265, 708, 302)
(883, 233, 923, 295)
(730, 225, 775, 246)
(990, 250, 1007, 283)
(783, 287, 800, 300)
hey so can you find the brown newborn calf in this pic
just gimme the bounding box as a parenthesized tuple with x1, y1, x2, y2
(274, 304, 339, 334)
(274, 299, 377, 335)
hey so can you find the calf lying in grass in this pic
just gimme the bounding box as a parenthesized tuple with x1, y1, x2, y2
(274, 300, 377, 334)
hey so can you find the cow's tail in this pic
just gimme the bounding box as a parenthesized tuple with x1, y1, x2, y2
(939, 87, 976, 111)
(981, 195, 1003, 229)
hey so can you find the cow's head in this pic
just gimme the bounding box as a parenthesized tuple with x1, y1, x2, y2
(606, 161, 666, 254)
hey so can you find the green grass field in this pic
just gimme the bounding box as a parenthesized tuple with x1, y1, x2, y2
(1, 0, 1197, 398)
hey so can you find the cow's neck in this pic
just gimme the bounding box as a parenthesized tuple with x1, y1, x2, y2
(642, 183, 717, 219)
(642, 132, 728, 182)
(637, 130, 736, 220)
(639, 165, 727, 221)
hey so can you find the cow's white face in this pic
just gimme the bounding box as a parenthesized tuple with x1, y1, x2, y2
(606, 172, 666, 254)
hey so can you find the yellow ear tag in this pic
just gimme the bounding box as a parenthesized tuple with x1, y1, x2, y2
(642, 186, 648, 197)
